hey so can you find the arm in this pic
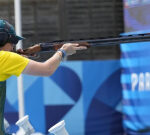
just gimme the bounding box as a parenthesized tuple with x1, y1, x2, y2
(23, 43, 87, 76)
(23, 51, 62, 76)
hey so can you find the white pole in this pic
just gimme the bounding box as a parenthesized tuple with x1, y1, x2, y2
(14, 0, 25, 119)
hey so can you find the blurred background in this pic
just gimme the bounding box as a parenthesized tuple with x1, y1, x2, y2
(0, 0, 123, 61)
(1, 0, 150, 135)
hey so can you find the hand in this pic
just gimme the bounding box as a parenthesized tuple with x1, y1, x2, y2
(23, 44, 41, 55)
(15, 48, 28, 58)
(16, 44, 41, 56)
(60, 43, 87, 56)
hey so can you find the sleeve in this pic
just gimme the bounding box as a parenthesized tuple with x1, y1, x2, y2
(3, 52, 30, 77)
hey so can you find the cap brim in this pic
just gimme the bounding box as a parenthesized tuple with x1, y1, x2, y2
(16, 35, 25, 40)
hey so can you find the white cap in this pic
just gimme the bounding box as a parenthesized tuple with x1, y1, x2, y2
(31, 133, 44, 135)
(16, 115, 29, 126)
(48, 120, 65, 133)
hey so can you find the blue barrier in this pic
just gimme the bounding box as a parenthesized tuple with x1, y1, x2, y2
(5, 60, 123, 135)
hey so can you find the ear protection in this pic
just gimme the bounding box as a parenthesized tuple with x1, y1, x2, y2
(0, 30, 9, 46)
(0, 29, 19, 47)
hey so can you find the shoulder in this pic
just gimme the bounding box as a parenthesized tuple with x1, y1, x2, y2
(0, 50, 10, 56)
(0, 50, 23, 58)
(0, 51, 12, 60)
(0, 50, 29, 63)
(0, 50, 17, 57)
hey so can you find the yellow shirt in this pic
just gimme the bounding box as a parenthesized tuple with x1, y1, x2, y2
(0, 51, 29, 81)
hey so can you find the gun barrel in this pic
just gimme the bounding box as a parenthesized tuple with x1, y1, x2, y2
(88, 34, 150, 46)
(40, 33, 150, 49)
